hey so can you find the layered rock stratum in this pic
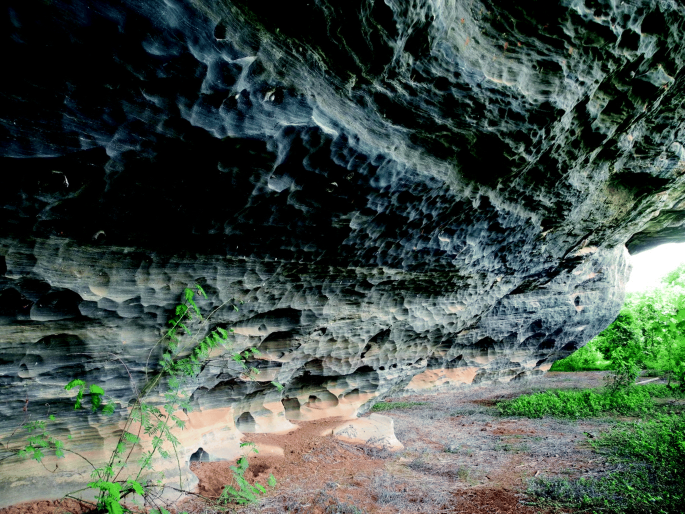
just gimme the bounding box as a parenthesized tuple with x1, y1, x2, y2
(1, 0, 685, 506)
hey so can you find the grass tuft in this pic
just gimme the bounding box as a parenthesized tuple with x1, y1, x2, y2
(497, 387, 653, 418)
(371, 401, 427, 412)
(528, 413, 685, 513)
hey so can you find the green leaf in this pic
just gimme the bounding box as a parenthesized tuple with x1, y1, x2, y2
(103, 403, 115, 415)
(90, 384, 105, 395)
(123, 432, 140, 444)
(188, 297, 201, 317)
(126, 479, 145, 496)
(106, 499, 123, 514)
(91, 393, 102, 412)
(75, 389, 85, 410)
(268, 474, 277, 487)
(49, 414, 55, 421)
(196, 284, 207, 299)
(65, 379, 85, 391)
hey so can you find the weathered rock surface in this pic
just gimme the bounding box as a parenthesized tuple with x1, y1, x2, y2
(329, 413, 404, 451)
(1, 0, 685, 506)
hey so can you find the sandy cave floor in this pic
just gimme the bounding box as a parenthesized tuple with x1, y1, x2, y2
(2, 372, 629, 514)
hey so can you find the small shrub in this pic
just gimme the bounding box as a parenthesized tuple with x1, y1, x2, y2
(639, 383, 685, 399)
(497, 387, 654, 418)
(528, 413, 685, 513)
(605, 354, 641, 394)
(219, 443, 275, 506)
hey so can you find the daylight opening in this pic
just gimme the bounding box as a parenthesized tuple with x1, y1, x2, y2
(626, 242, 685, 293)
(552, 242, 685, 380)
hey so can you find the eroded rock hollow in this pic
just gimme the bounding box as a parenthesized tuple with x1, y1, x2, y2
(2, 0, 685, 505)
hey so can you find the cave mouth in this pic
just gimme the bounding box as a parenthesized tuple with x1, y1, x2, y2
(189, 447, 210, 463)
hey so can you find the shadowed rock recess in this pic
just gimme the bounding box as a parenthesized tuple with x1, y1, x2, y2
(1, 0, 685, 505)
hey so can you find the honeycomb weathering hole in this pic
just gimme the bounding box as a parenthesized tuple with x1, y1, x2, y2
(282, 397, 301, 414)
(236, 411, 257, 432)
(190, 447, 210, 463)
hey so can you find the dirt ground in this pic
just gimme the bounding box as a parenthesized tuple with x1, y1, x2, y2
(191, 372, 618, 513)
(1, 372, 628, 514)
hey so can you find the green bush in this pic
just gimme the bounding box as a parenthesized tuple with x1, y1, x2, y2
(497, 387, 654, 418)
(528, 413, 685, 513)
(549, 342, 612, 371)
(638, 383, 685, 399)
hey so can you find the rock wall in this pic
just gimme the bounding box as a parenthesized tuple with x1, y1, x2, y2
(1, 0, 685, 506)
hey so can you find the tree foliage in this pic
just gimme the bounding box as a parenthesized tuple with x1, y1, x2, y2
(551, 265, 685, 390)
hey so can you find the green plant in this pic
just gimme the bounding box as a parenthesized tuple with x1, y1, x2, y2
(605, 356, 641, 395)
(497, 387, 655, 419)
(528, 413, 685, 513)
(16, 416, 66, 462)
(371, 402, 427, 412)
(549, 343, 612, 372)
(3, 285, 279, 513)
(639, 383, 685, 398)
(218, 443, 276, 506)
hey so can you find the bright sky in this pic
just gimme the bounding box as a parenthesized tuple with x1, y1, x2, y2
(626, 242, 685, 293)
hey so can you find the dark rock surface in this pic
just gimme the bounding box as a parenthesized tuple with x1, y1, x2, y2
(1, 0, 685, 506)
